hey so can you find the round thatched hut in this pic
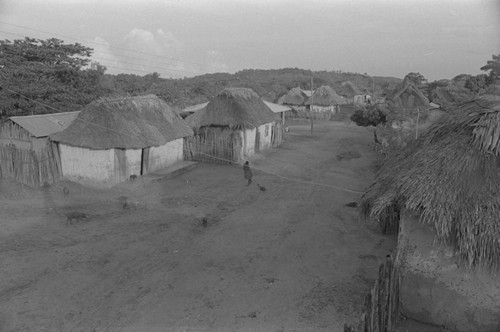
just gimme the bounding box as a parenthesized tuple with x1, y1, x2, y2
(184, 88, 278, 163)
(360, 95, 500, 331)
(281, 87, 310, 119)
(304, 85, 346, 120)
(50, 95, 193, 187)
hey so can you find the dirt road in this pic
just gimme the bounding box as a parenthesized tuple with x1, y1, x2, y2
(0, 121, 396, 332)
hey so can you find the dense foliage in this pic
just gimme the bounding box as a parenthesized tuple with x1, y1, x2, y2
(0, 37, 109, 118)
(480, 54, 500, 84)
(350, 105, 387, 127)
(0, 37, 405, 120)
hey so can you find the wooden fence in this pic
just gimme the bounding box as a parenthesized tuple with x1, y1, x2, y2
(184, 134, 235, 164)
(344, 255, 400, 332)
(0, 142, 62, 188)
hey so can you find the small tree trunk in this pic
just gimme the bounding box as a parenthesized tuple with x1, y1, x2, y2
(373, 128, 380, 144)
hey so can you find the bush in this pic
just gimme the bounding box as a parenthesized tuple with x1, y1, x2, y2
(350, 107, 387, 127)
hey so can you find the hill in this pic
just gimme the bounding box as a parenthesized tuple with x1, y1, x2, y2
(102, 68, 402, 110)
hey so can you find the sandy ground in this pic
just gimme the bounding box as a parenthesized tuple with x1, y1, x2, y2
(0, 121, 397, 332)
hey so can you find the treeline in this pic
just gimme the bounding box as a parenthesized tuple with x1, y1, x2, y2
(101, 68, 402, 110)
(2, 37, 497, 120)
(0, 37, 403, 119)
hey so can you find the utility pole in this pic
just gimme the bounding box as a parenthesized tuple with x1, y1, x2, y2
(310, 76, 314, 136)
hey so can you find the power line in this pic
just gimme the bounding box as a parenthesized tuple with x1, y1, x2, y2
(0, 22, 224, 73)
(0, 33, 209, 77)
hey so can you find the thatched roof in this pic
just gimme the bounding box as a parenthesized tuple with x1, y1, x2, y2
(51, 95, 193, 149)
(361, 95, 500, 269)
(339, 81, 362, 98)
(185, 88, 277, 130)
(282, 87, 309, 106)
(305, 85, 346, 106)
(387, 82, 430, 110)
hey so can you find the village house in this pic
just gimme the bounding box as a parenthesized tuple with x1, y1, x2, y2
(281, 87, 309, 116)
(304, 85, 346, 120)
(338, 80, 363, 104)
(50, 95, 193, 188)
(361, 95, 500, 332)
(183, 88, 278, 163)
(0, 111, 79, 187)
(353, 94, 372, 107)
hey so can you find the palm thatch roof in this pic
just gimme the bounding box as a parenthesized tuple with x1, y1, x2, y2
(387, 82, 430, 110)
(282, 87, 309, 106)
(184, 88, 277, 130)
(339, 81, 363, 98)
(361, 95, 500, 270)
(51, 95, 193, 149)
(305, 85, 346, 106)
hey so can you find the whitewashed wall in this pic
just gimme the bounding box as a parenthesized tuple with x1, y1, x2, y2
(59, 144, 115, 186)
(311, 105, 335, 113)
(148, 138, 183, 172)
(257, 122, 273, 151)
(238, 128, 256, 161)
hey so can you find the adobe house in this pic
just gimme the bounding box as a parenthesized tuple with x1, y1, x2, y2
(50, 95, 193, 187)
(184, 88, 278, 163)
(360, 95, 500, 331)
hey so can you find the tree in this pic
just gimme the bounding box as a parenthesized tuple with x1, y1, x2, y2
(350, 104, 387, 143)
(480, 54, 500, 84)
(465, 74, 488, 94)
(0, 37, 107, 119)
(403, 72, 427, 87)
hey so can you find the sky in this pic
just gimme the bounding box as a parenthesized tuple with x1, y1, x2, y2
(0, 0, 499, 81)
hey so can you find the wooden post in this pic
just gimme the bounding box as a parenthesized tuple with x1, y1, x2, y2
(310, 77, 314, 136)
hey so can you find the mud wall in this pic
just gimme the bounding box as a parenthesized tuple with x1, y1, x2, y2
(398, 216, 500, 332)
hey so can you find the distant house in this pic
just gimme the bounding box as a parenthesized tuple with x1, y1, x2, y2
(353, 94, 373, 107)
(339, 81, 363, 103)
(387, 82, 431, 111)
(282, 87, 309, 113)
(0, 111, 79, 187)
(50, 95, 193, 187)
(184, 88, 278, 163)
(304, 85, 347, 120)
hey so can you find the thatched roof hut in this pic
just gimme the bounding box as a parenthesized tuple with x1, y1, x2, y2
(185, 88, 276, 130)
(282, 87, 309, 106)
(304, 85, 346, 106)
(338, 81, 363, 98)
(51, 95, 193, 149)
(387, 82, 430, 110)
(361, 95, 500, 269)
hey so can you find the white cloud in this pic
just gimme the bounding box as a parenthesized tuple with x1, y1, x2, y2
(119, 28, 190, 77)
(89, 37, 124, 74)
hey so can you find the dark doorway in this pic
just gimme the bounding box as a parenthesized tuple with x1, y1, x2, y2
(141, 148, 150, 175)
(254, 129, 260, 152)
